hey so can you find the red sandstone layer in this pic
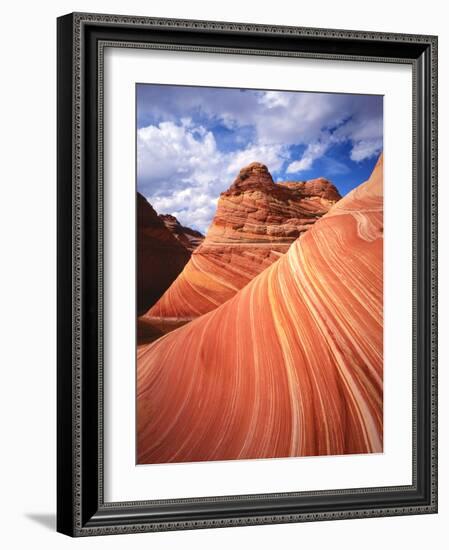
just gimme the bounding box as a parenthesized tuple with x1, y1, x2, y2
(146, 162, 341, 320)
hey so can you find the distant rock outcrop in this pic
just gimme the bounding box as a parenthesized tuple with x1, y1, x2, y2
(137, 193, 191, 315)
(159, 214, 204, 252)
(279, 177, 342, 201)
(145, 162, 341, 320)
(137, 155, 384, 464)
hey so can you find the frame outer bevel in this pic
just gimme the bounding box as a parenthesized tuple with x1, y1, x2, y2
(57, 12, 76, 537)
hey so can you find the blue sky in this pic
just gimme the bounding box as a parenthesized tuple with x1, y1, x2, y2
(137, 84, 383, 233)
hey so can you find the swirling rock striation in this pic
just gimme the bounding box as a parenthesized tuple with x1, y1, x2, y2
(146, 162, 341, 320)
(137, 155, 383, 464)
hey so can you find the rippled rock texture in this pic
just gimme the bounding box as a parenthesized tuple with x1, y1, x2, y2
(145, 162, 341, 320)
(137, 155, 383, 464)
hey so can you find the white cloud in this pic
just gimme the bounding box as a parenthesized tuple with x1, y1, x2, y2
(350, 139, 383, 162)
(137, 121, 219, 193)
(137, 87, 381, 150)
(284, 97, 383, 173)
(226, 143, 288, 176)
(138, 120, 288, 233)
(137, 87, 383, 231)
(235, 91, 382, 173)
(286, 138, 331, 174)
(258, 91, 290, 109)
(150, 191, 218, 235)
(332, 107, 383, 163)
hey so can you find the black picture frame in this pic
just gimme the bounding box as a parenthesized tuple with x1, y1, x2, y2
(57, 12, 438, 537)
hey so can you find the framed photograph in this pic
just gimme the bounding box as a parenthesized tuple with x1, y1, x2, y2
(57, 12, 438, 536)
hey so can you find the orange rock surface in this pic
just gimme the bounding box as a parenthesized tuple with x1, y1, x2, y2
(145, 162, 340, 320)
(137, 155, 383, 464)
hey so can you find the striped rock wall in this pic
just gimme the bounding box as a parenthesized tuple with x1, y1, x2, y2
(137, 155, 383, 464)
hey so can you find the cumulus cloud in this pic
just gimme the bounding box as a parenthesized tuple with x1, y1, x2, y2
(226, 143, 288, 176)
(137, 85, 383, 232)
(138, 119, 288, 233)
(350, 139, 383, 162)
(258, 91, 290, 109)
(137, 86, 382, 149)
(150, 190, 219, 235)
(287, 138, 331, 174)
(137, 120, 220, 195)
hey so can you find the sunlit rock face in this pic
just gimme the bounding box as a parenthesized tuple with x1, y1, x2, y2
(137, 155, 383, 464)
(145, 162, 341, 320)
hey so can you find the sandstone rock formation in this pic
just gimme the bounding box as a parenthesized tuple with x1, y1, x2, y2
(137, 193, 191, 315)
(159, 214, 204, 252)
(145, 162, 341, 320)
(137, 155, 383, 464)
(279, 177, 342, 201)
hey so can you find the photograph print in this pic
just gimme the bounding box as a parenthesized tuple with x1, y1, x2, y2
(136, 84, 383, 465)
